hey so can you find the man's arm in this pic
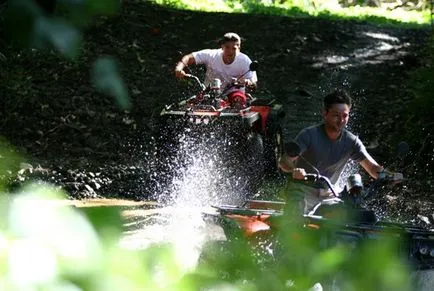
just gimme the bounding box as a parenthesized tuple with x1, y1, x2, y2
(175, 53, 196, 79)
(243, 67, 258, 89)
(278, 152, 308, 180)
(278, 155, 296, 173)
(360, 156, 404, 184)
(359, 155, 383, 179)
(244, 78, 257, 90)
(352, 135, 384, 179)
(279, 130, 311, 178)
(278, 155, 307, 180)
(244, 78, 256, 86)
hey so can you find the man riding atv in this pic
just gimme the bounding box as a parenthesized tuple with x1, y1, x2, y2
(279, 89, 403, 215)
(174, 32, 257, 108)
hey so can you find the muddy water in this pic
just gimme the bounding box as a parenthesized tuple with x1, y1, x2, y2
(73, 198, 225, 270)
(72, 199, 434, 290)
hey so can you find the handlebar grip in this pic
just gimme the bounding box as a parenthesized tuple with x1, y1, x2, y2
(391, 172, 404, 181)
(303, 173, 318, 181)
(377, 171, 404, 182)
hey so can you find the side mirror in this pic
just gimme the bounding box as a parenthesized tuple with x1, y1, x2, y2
(284, 141, 301, 158)
(249, 61, 258, 72)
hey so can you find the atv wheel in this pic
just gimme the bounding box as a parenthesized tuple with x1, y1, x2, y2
(244, 132, 266, 197)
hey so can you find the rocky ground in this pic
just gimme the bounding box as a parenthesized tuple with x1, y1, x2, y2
(0, 1, 433, 226)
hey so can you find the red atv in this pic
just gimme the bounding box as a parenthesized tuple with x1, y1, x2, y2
(151, 62, 285, 201)
(203, 142, 434, 272)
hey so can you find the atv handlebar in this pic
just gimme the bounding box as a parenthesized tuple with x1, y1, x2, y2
(217, 79, 248, 99)
(360, 171, 404, 200)
(184, 73, 250, 103)
(302, 171, 404, 202)
(185, 74, 206, 91)
(377, 171, 404, 182)
(303, 173, 339, 197)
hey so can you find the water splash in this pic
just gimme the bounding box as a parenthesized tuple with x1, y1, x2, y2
(121, 122, 258, 269)
(155, 121, 259, 206)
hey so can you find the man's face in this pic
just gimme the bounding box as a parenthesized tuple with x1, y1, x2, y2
(221, 41, 240, 59)
(323, 103, 350, 133)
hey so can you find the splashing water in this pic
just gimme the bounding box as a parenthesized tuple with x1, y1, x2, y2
(156, 122, 258, 206)
(121, 123, 257, 270)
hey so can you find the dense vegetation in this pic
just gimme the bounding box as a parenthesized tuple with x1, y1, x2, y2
(151, 0, 432, 24)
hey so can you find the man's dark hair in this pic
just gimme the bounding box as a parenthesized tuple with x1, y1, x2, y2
(219, 32, 241, 45)
(323, 89, 352, 111)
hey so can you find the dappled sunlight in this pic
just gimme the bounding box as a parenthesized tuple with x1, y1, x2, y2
(323, 55, 349, 65)
(364, 32, 400, 42)
(150, 0, 430, 24)
(312, 30, 411, 68)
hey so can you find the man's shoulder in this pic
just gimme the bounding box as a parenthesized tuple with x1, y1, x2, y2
(296, 124, 323, 142)
(342, 128, 358, 140)
(194, 48, 221, 57)
(342, 128, 364, 145)
(236, 52, 252, 62)
(192, 49, 222, 64)
(301, 124, 322, 134)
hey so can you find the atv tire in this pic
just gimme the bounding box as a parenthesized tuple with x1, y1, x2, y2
(263, 125, 284, 177)
(262, 103, 285, 177)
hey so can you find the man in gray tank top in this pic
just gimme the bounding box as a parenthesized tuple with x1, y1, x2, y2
(279, 89, 402, 214)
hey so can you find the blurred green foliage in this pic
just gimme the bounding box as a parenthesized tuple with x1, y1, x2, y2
(0, 186, 185, 290)
(0, 185, 414, 290)
(151, 0, 432, 26)
(397, 37, 434, 170)
(0, 138, 24, 192)
(407, 37, 434, 120)
(92, 57, 131, 110)
(4, 0, 130, 110)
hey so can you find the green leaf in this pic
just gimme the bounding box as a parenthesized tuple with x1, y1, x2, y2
(309, 245, 350, 276)
(0, 138, 24, 190)
(86, 0, 120, 14)
(91, 57, 131, 110)
(8, 185, 103, 276)
(58, 0, 119, 15)
(80, 206, 123, 246)
(34, 17, 82, 59)
(4, 0, 42, 47)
